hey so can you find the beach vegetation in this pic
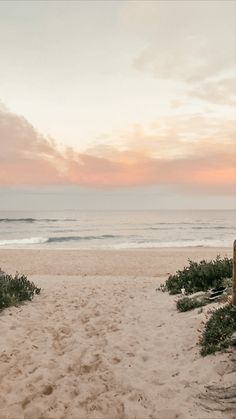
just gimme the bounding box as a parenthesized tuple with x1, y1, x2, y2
(177, 296, 206, 312)
(200, 304, 236, 356)
(166, 256, 232, 295)
(0, 270, 40, 311)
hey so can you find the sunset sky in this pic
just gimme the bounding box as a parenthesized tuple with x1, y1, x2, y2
(0, 0, 235, 210)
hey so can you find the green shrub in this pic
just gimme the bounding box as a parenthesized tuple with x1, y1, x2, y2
(177, 297, 206, 312)
(0, 271, 41, 311)
(166, 256, 232, 295)
(200, 304, 236, 356)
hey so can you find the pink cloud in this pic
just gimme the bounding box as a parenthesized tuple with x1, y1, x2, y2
(0, 108, 235, 194)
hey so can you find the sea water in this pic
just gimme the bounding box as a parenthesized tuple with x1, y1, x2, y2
(0, 210, 235, 249)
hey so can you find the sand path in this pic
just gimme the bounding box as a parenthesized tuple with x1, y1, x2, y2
(0, 274, 235, 419)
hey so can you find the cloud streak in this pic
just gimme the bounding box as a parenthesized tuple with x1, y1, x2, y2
(0, 107, 235, 194)
(123, 1, 236, 109)
(125, 1, 236, 81)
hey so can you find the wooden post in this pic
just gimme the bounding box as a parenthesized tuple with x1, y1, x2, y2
(233, 240, 236, 306)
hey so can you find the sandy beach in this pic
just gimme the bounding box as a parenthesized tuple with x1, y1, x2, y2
(0, 248, 235, 419)
(1, 0, 235, 417)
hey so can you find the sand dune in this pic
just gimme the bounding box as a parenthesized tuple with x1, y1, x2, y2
(0, 249, 235, 419)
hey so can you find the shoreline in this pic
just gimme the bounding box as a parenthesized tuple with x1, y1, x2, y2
(0, 246, 232, 250)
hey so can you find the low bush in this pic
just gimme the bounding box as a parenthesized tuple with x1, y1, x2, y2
(165, 256, 232, 295)
(0, 271, 41, 311)
(177, 297, 206, 312)
(200, 304, 236, 356)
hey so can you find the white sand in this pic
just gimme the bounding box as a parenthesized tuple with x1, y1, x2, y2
(0, 249, 235, 419)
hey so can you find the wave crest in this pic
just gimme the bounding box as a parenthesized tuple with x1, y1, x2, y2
(0, 234, 119, 246)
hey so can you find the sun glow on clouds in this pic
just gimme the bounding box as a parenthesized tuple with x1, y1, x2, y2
(0, 1, 235, 205)
(0, 106, 235, 194)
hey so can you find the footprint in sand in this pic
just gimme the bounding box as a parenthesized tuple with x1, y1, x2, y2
(42, 384, 54, 396)
(156, 408, 186, 419)
(58, 325, 71, 336)
(112, 357, 121, 364)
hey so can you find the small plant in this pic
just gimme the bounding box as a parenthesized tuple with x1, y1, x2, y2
(200, 304, 236, 356)
(0, 270, 40, 311)
(165, 256, 232, 295)
(177, 296, 206, 312)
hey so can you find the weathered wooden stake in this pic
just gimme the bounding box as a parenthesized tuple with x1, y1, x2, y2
(233, 239, 236, 306)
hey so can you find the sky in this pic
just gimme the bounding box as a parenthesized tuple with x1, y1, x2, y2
(0, 0, 235, 210)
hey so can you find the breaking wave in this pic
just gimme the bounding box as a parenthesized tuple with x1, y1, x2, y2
(0, 235, 119, 246)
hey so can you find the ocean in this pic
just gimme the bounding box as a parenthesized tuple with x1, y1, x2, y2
(0, 210, 235, 249)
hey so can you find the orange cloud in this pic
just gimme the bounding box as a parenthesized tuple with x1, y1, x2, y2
(0, 108, 235, 194)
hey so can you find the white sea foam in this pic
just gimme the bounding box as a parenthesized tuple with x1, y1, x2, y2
(0, 237, 48, 246)
(112, 239, 232, 249)
(0, 235, 119, 247)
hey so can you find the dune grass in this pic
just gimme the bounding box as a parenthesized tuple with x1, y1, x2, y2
(165, 256, 232, 295)
(165, 256, 235, 355)
(200, 304, 236, 356)
(176, 296, 207, 312)
(0, 270, 40, 311)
